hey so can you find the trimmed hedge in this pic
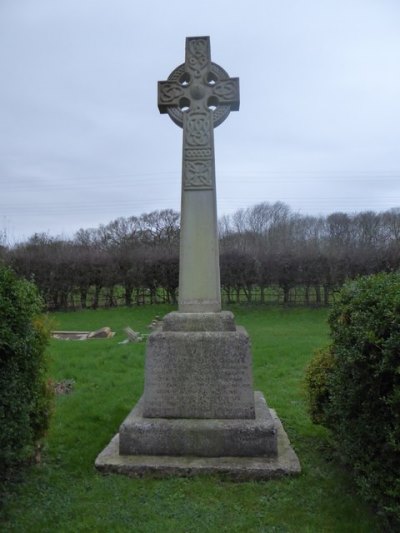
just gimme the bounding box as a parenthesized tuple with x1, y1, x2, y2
(305, 346, 335, 426)
(306, 272, 400, 527)
(0, 266, 53, 477)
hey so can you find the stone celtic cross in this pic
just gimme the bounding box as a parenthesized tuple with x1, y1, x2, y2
(96, 36, 300, 479)
(158, 36, 240, 313)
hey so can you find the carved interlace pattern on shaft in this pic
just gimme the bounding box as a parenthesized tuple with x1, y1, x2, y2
(186, 114, 211, 146)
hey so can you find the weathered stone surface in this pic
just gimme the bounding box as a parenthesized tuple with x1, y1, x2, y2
(52, 328, 114, 340)
(87, 327, 113, 339)
(95, 405, 301, 480)
(52, 331, 91, 340)
(163, 311, 236, 332)
(123, 327, 144, 343)
(179, 189, 221, 313)
(120, 392, 276, 457)
(143, 326, 255, 419)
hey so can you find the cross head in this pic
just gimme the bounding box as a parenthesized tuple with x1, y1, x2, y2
(158, 36, 239, 190)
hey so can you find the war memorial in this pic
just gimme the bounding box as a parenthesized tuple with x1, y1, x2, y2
(96, 36, 300, 478)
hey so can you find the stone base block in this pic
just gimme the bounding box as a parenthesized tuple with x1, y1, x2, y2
(120, 392, 276, 457)
(95, 405, 301, 480)
(143, 325, 255, 419)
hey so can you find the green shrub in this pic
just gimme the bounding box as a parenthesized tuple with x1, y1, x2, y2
(305, 346, 336, 426)
(0, 266, 53, 477)
(307, 273, 400, 527)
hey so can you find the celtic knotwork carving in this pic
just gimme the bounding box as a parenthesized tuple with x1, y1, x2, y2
(214, 80, 238, 101)
(185, 148, 212, 159)
(187, 37, 209, 77)
(186, 114, 211, 146)
(158, 82, 184, 104)
(184, 160, 212, 189)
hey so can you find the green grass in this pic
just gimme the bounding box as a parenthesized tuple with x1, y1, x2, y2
(1, 306, 380, 532)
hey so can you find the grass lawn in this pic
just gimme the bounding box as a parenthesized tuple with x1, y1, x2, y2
(1, 305, 381, 532)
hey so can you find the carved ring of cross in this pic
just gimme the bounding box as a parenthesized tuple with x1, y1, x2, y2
(158, 37, 240, 129)
(162, 63, 235, 128)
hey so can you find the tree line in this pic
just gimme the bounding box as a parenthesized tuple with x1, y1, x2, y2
(1, 202, 399, 310)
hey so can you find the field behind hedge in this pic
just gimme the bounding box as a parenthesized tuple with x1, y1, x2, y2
(1, 306, 381, 532)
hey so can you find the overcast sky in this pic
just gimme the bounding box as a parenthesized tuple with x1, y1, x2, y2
(1, 0, 400, 242)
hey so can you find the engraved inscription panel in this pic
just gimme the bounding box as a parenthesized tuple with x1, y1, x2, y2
(143, 330, 255, 419)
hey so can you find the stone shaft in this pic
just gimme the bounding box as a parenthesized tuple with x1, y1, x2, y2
(179, 183, 221, 312)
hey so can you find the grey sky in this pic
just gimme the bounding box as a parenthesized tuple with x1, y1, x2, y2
(1, 0, 400, 241)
